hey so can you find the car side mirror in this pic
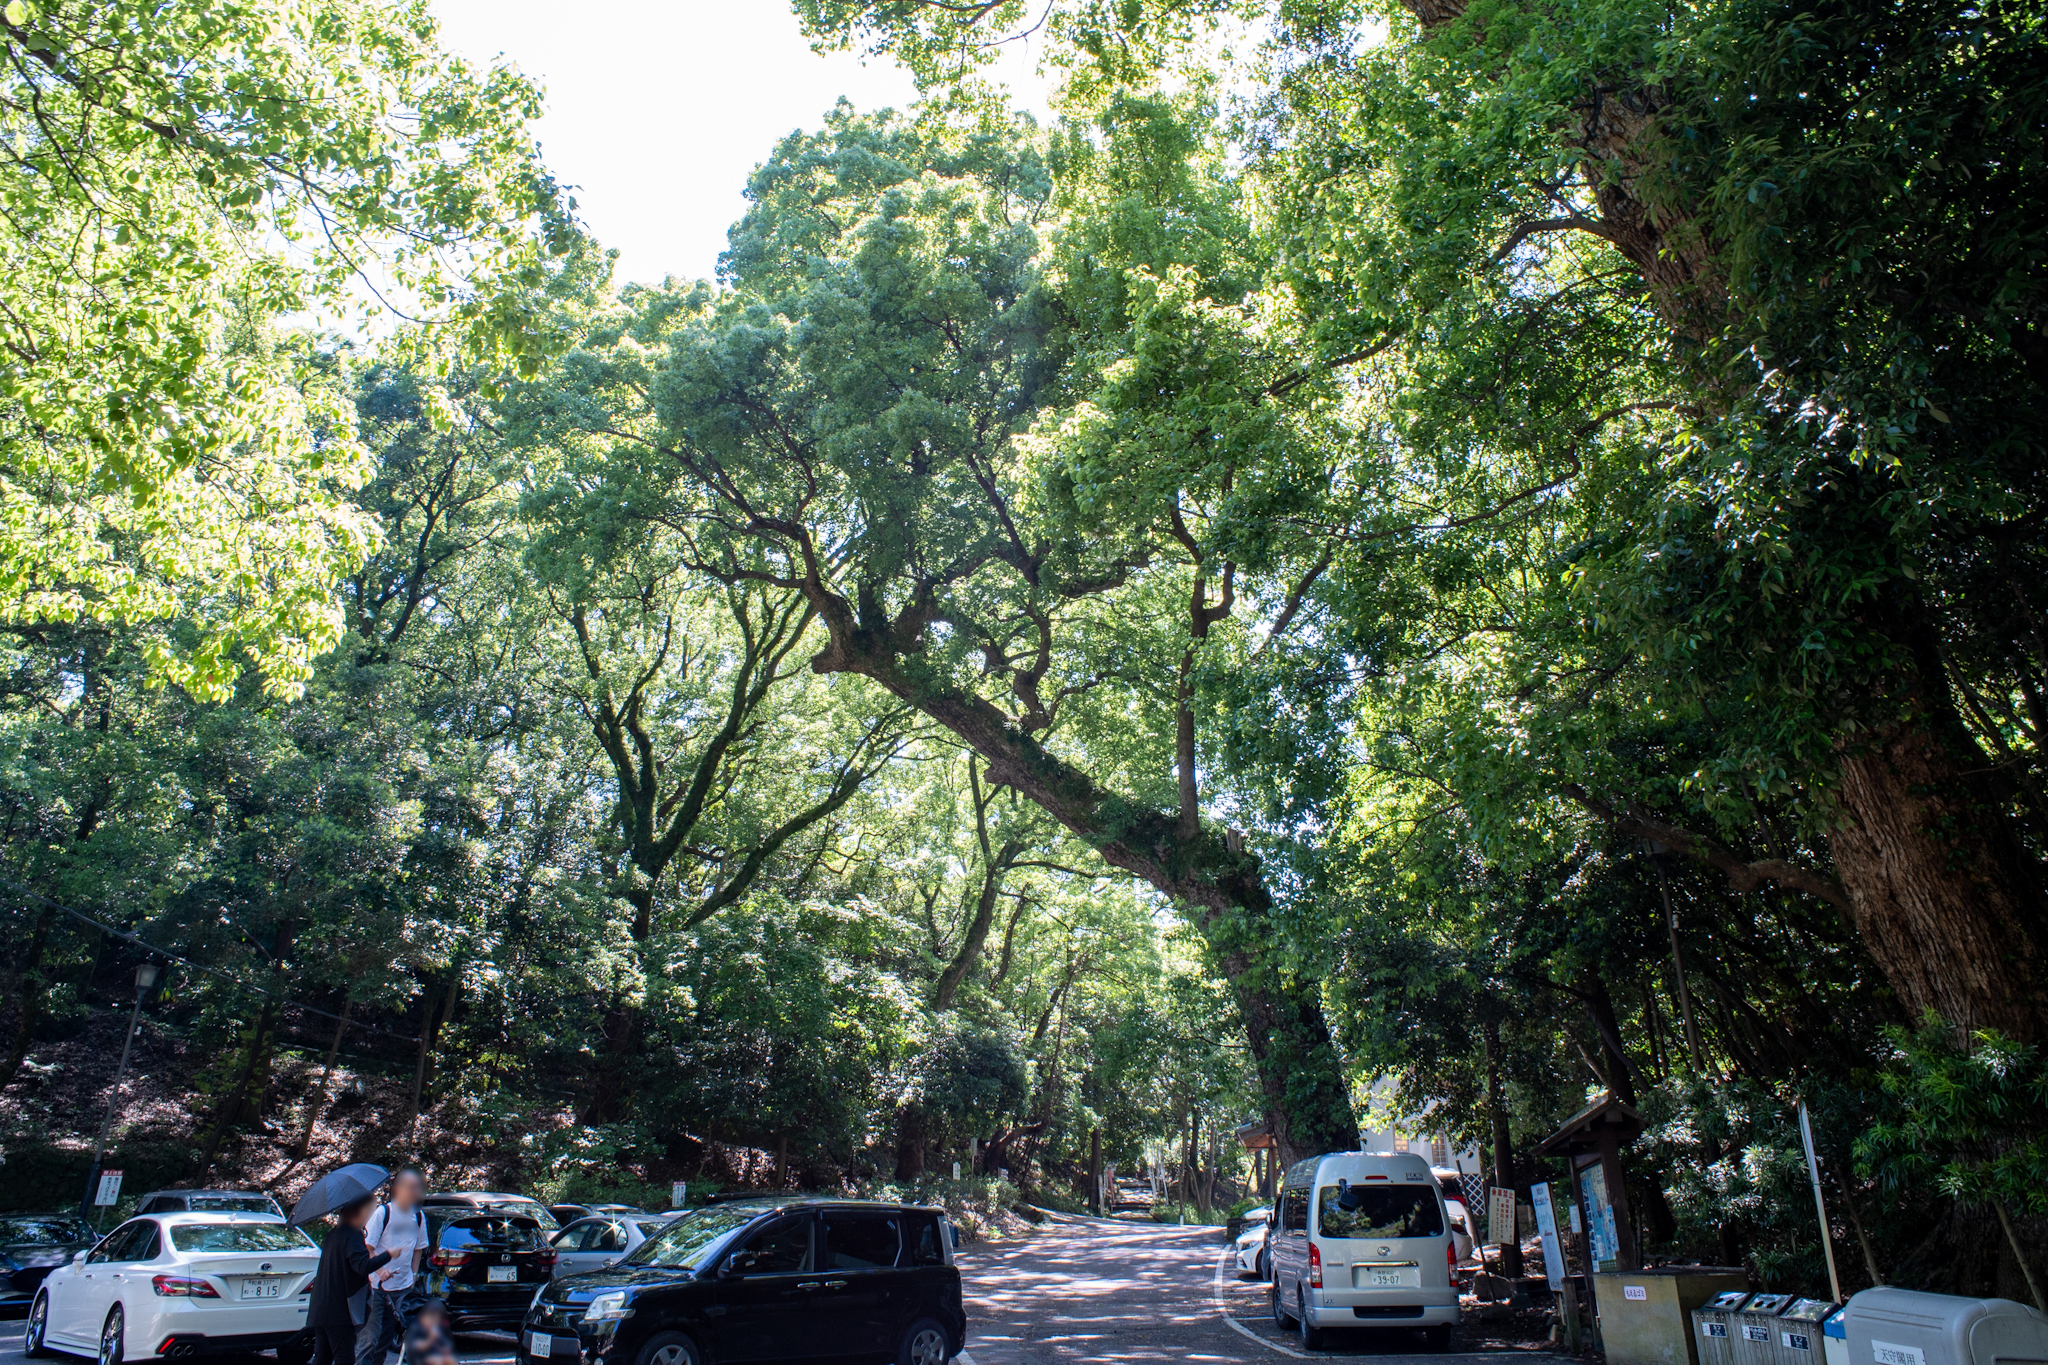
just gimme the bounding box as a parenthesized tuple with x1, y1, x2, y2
(74, 1250, 92, 1264)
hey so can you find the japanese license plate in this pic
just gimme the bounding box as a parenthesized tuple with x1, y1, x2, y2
(489, 1264, 518, 1283)
(526, 1332, 553, 1358)
(1354, 1265, 1417, 1288)
(240, 1279, 282, 1299)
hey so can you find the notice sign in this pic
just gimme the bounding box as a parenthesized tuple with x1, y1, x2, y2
(1703, 1324, 1730, 1339)
(95, 1169, 123, 1206)
(670, 1181, 688, 1209)
(1488, 1187, 1517, 1244)
(1784, 1332, 1812, 1352)
(1623, 1285, 1647, 1301)
(1873, 1344, 1926, 1365)
(1745, 1326, 1771, 1342)
(1527, 1181, 1565, 1293)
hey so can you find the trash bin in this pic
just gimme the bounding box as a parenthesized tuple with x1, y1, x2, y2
(1734, 1294, 1797, 1365)
(1775, 1298, 1838, 1365)
(1595, 1268, 1751, 1365)
(1843, 1287, 2048, 1365)
(1822, 1305, 1849, 1365)
(1695, 1292, 1758, 1365)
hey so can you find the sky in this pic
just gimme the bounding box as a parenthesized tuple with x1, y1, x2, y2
(427, 0, 1055, 289)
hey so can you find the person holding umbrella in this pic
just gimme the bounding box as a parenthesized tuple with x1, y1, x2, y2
(291, 1166, 396, 1365)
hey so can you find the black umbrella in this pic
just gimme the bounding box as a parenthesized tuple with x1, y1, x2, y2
(288, 1164, 391, 1227)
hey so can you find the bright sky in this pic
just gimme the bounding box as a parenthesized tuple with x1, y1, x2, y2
(428, 0, 1055, 289)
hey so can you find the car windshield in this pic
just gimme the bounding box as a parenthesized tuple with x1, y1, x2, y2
(438, 1217, 547, 1250)
(169, 1223, 316, 1253)
(623, 1209, 760, 1270)
(0, 1215, 92, 1243)
(187, 1196, 279, 1214)
(1318, 1185, 1445, 1239)
(489, 1202, 558, 1231)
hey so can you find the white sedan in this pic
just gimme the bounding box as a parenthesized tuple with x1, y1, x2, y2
(25, 1212, 319, 1365)
(1233, 1207, 1274, 1280)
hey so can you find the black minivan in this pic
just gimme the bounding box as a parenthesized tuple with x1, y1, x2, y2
(522, 1199, 964, 1365)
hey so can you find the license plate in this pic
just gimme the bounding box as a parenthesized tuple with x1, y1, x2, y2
(241, 1279, 282, 1299)
(1353, 1265, 1417, 1289)
(1368, 1270, 1404, 1287)
(489, 1265, 518, 1283)
(527, 1333, 552, 1358)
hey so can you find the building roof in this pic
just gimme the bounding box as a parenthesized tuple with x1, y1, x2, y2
(1532, 1091, 1644, 1158)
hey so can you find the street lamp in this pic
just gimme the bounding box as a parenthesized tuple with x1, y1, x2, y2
(80, 961, 159, 1222)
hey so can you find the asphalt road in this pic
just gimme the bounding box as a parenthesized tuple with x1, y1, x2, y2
(1, 1216, 1569, 1365)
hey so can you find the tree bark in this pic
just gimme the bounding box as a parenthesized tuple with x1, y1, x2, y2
(934, 760, 1022, 1011)
(294, 996, 351, 1159)
(1482, 1019, 1524, 1276)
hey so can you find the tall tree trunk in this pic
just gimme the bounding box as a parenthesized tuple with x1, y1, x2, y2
(935, 760, 1022, 1011)
(295, 996, 352, 1159)
(0, 903, 56, 1095)
(198, 1000, 278, 1177)
(1581, 973, 1640, 1107)
(1482, 1019, 1524, 1276)
(1828, 679, 2048, 1042)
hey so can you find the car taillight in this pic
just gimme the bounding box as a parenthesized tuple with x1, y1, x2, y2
(534, 1249, 556, 1270)
(429, 1249, 470, 1271)
(1448, 1241, 1458, 1276)
(152, 1276, 219, 1298)
(1309, 1242, 1322, 1289)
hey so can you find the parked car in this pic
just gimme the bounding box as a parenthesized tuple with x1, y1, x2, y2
(420, 1192, 561, 1233)
(1233, 1207, 1274, 1281)
(547, 1215, 672, 1278)
(547, 1203, 650, 1229)
(23, 1211, 319, 1365)
(2, 1214, 97, 1311)
(132, 1192, 284, 1219)
(1269, 1150, 1460, 1352)
(421, 1206, 559, 1332)
(521, 1198, 965, 1365)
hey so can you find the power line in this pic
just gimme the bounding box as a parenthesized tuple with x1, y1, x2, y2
(1, 876, 424, 1045)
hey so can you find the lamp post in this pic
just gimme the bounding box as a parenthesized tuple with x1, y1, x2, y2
(80, 961, 158, 1222)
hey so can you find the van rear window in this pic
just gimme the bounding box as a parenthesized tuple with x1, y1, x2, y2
(1318, 1186, 1443, 1239)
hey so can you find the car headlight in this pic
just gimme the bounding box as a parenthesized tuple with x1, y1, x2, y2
(582, 1292, 631, 1323)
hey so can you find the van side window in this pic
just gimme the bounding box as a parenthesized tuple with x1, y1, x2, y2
(1282, 1188, 1310, 1233)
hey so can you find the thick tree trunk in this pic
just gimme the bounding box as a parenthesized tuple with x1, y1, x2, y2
(1829, 708, 2048, 1042)
(1482, 1020, 1524, 1276)
(894, 1104, 927, 1181)
(0, 903, 56, 1095)
(809, 634, 1357, 1161)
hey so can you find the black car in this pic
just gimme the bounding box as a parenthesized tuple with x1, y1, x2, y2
(0, 1213, 95, 1311)
(522, 1199, 964, 1365)
(423, 1206, 561, 1331)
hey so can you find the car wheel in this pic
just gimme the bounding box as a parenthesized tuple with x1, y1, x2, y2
(1271, 1283, 1293, 1328)
(1297, 1290, 1324, 1350)
(895, 1317, 951, 1365)
(1426, 1325, 1453, 1353)
(631, 1332, 700, 1365)
(1258, 1247, 1271, 1281)
(99, 1305, 125, 1365)
(25, 1292, 53, 1358)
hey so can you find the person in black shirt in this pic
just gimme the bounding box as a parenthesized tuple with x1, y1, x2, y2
(308, 1198, 394, 1365)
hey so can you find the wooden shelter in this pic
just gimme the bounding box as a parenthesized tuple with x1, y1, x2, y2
(1534, 1092, 1645, 1272)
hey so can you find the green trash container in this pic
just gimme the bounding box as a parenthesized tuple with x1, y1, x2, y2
(1595, 1268, 1752, 1365)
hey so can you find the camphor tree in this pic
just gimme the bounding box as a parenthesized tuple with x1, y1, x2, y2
(0, 0, 574, 700)
(799, 0, 2048, 1046)
(518, 102, 1367, 1159)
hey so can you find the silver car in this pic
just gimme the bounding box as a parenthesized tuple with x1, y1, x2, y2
(545, 1214, 672, 1278)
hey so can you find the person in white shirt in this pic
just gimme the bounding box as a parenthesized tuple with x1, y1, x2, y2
(355, 1170, 429, 1365)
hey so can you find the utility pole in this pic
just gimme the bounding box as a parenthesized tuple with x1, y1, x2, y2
(81, 962, 158, 1222)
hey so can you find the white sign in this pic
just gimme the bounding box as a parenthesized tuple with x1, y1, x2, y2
(1623, 1285, 1647, 1301)
(1784, 1332, 1813, 1352)
(670, 1181, 688, 1208)
(952, 1162, 961, 1180)
(1703, 1324, 1730, 1339)
(1746, 1326, 1772, 1342)
(94, 1170, 123, 1206)
(1873, 1343, 1926, 1365)
(1488, 1187, 1517, 1244)
(1528, 1181, 1566, 1292)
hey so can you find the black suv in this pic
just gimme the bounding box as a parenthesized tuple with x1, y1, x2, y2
(522, 1199, 964, 1365)
(423, 1202, 561, 1331)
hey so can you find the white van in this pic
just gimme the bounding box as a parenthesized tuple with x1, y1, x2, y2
(1269, 1150, 1461, 1350)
